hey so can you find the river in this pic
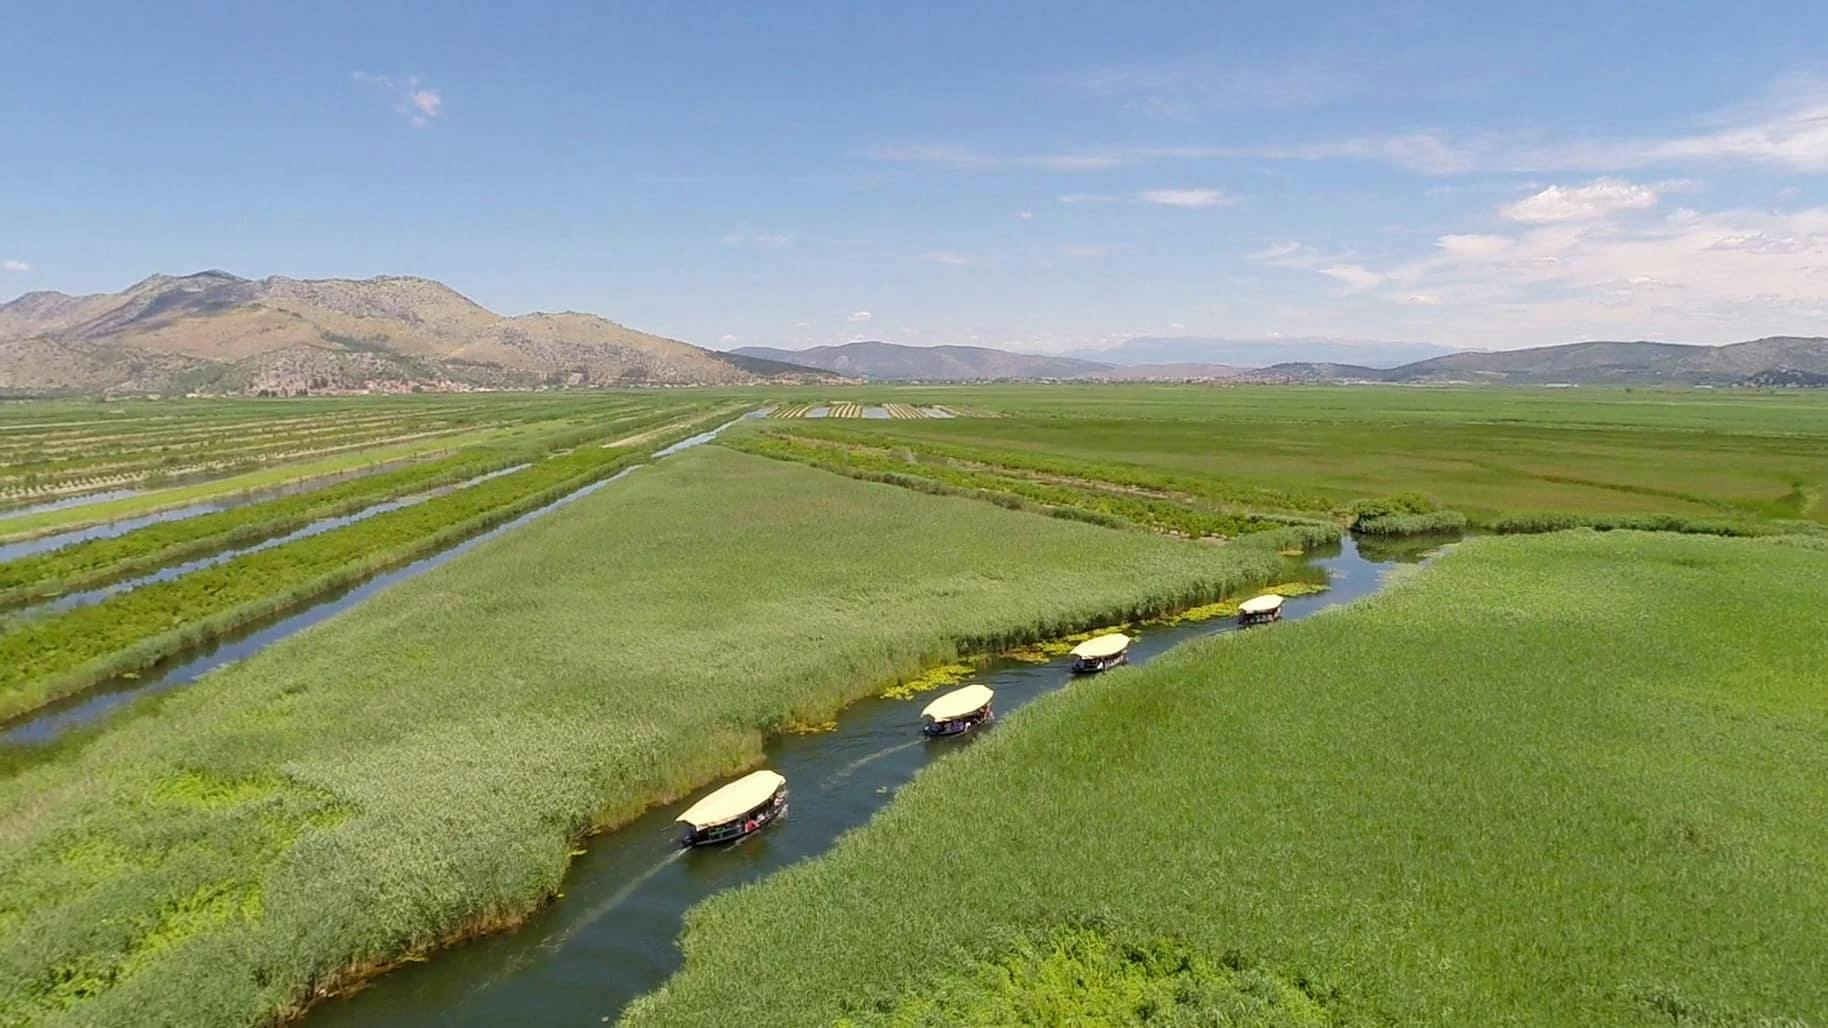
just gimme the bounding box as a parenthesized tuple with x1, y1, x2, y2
(306, 533, 1441, 1027)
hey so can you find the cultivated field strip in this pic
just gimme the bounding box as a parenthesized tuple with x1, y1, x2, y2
(6, 464, 532, 620)
(767, 402, 957, 419)
(0, 401, 747, 724)
(0, 398, 676, 543)
(0, 402, 619, 507)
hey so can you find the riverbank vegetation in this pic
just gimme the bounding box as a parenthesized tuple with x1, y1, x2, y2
(0, 447, 1310, 1026)
(626, 529, 1828, 1026)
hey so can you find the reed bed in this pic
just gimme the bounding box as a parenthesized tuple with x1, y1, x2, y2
(626, 530, 1828, 1026)
(751, 384, 1828, 530)
(724, 431, 1335, 541)
(0, 447, 1310, 1027)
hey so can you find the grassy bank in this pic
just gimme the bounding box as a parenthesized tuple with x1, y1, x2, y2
(625, 530, 1828, 1026)
(0, 447, 1308, 1026)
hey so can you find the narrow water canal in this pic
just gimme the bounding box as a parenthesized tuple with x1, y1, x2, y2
(0, 413, 761, 748)
(307, 534, 1439, 1027)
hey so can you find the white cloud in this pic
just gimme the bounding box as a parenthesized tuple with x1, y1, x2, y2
(1017, 210, 1034, 220)
(848, 310, 873, 323)
(718, 333, 739, 343)
(1061, 245, 1109, 258)
(921, 251, 974, 266)
(722, 230, 795, 249)
(1401, 294, 1442, 305)
(1502, 178, 1660, 222)
(1, 259, 29, 272)
(1138, 188, 1233, 208)
(355, 72, 444, 128)
(1319, 264, 1385, 292)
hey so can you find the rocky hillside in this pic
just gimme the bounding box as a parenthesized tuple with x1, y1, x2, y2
(0, 271, 828, 394)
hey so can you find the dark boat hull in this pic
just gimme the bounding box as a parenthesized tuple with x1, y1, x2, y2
(922, 707, 994, 737)
(1071, 652, 1129, 674)
(1238, 610, 1282, 627)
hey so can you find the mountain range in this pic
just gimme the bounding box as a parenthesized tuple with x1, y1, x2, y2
(1262, 337, 1828, 386)
(0, 271, 830, 395)
(1067, 336, 1459, 369)
(738, 337, 1828, 387)
(6, 273, 1826, 393)
(730, 341, 1246, 381)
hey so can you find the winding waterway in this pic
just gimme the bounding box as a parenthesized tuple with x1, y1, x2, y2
(307, 534, 1441, 1027)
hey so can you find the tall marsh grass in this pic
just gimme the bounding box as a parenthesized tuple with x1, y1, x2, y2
(626, 531, 1828, 1026)
(0, 447, 1310, 1027)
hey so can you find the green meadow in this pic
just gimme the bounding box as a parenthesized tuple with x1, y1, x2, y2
(733, 385, 1828, 528)
(0, 447, 1306, 1026)
(626, 528, 1828, 1026)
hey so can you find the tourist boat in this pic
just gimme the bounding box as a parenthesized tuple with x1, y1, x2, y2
(1069, 632, 1131, 673)
(1238, 594, 1285, 626)
(920, 683, 995, 736)
(676, 769, 788, 847)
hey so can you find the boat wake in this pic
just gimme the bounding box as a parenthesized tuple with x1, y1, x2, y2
(539, 847, 688, 955)
(824, 738, 923, 786)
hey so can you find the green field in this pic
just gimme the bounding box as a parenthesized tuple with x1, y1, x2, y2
(730, 385, 1828, 530)
(0, 447, 1309, 1026)
(625, 529, 1828, 1025)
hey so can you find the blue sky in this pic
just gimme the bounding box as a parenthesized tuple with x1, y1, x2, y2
(4, 1, 1826, 353)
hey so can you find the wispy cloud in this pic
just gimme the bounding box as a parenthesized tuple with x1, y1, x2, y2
(354, 72, 444, 128)
(921, 251, 974, 266)
(722, 230, 795, 248)
(1061, 245, 1110, 258)
(1, 259, 29, 272)
(866, 77, 1828, 183)
(1501, 178, 1661, 222)
(848, 310, 873, 323)
(1138, 188, 1233, 208)
(1228, 75, 1828, 175)
(1319, 264, 1385, 292)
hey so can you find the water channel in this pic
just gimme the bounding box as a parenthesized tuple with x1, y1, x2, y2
(308, 533, 1442, 1026)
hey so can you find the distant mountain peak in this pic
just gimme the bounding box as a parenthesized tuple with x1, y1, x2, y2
(1, 271, 834, 394)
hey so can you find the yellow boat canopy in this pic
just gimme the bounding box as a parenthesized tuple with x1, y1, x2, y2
(676, 769, 785, 830)
(1239, 594, 1285, 615)
(1070, 633, 1131, 659)
(921, 683, 994, 721)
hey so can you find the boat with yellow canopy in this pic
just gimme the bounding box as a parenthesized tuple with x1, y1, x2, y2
(676, 769, 788, 847)
(1069, 632, 1131, 673)
(1238, 593, 1285, 626)
(920, 683, 995, 736)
